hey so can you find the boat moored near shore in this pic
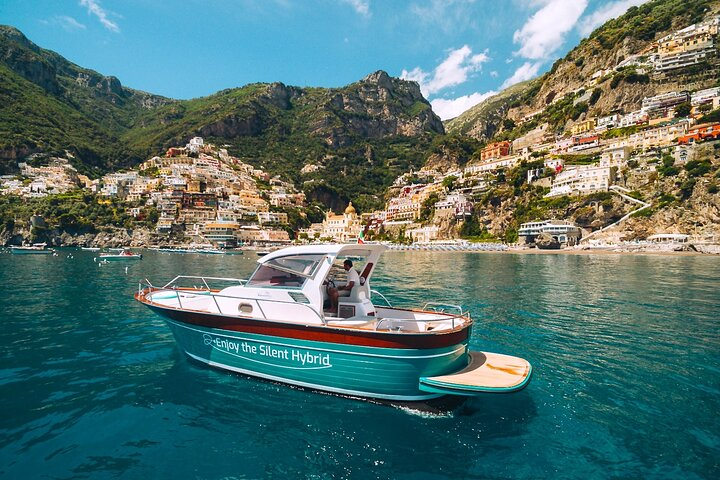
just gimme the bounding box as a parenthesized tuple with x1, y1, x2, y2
(97, 249, 142, 261)
(10, 243, 54, 254)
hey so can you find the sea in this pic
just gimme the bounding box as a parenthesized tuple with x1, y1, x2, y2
(0, 248, 718, 479)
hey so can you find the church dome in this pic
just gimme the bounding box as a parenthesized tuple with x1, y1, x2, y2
(344, 202, 356, 215)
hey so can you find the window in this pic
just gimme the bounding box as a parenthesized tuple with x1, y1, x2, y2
(247, 254, 325, 288)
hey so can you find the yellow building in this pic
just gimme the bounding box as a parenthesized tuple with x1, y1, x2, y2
(570, 118, 597, 136)
(321, 202, 362, 243)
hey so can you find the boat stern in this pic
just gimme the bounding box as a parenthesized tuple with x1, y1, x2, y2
(419, 351, 532, 396)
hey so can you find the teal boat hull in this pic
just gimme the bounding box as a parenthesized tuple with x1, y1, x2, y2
(164, 318, 469, 401)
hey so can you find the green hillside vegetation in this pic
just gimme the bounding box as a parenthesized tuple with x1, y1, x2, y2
(1, 25, 442, 213)
(0, 191, 152, 237)
(589, 0, 713, 46)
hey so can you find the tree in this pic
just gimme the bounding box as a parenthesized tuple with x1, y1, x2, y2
(674, 102, 691, 118)
(442, 175, 457, 191)
(459, 215, 482, 238)
(419, 193, 439, 222)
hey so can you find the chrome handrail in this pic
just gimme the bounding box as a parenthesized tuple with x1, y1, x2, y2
(422, 302, 465, 316)
(374, 311, 468, 331)
(370, 289, 392, 307)
(162, 275, 246, 290)
(141, 284, 327, 326)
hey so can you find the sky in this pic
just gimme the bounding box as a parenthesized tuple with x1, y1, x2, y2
(0, 0, 649, 120)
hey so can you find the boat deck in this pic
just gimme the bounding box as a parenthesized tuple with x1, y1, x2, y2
(142, 290, 465, 334)
(420, 351, 532, 394)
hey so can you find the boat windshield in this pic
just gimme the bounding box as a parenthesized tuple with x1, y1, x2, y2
(246, 254, 325, 288)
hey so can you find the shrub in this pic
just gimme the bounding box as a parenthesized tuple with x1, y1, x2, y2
(679, 179, 697, 200)
(657, 155, 679, 177)
(631, 207, 654, 218)
(658, 193, 676, 207)
(684, 160, 711, 177)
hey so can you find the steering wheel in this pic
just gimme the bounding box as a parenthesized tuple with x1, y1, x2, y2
(325, 278, 336, 290)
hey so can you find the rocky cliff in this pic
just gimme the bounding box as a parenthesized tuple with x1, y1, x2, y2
(446, 0, 720, 141)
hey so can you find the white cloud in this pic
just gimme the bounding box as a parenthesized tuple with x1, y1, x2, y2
(43, 15, 86, 31)
(513, 0, 587, 60)
(431, 91, 497, 121)
(577, 0, 649, 37)
(501, 62, 542, 89)
(401, 45, 490, 97)
(79, 0, 120, 32)
(410, 0, 479, 34)
(342, 0, 371, 17)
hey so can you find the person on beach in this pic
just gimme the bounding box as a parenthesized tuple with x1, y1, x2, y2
(327, 259, 360, 314)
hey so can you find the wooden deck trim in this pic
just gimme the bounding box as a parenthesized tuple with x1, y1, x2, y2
(420, 351, 532, 393)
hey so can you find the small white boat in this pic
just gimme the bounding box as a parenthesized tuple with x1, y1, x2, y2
(81, 247, 101, 251)
(97, 249, 142, 260)
(195, 248, 225, 255)
(10, 243, 54, 255)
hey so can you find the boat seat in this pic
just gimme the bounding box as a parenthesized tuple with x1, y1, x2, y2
(347, 263, 373, 302)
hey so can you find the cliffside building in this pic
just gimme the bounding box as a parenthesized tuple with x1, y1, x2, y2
(655, 16, 719, 72)
(546, 165, 611, 198)
(480, 141, 511, 161)
(518, 220, 582, 246)
(570, 118, 597, 136)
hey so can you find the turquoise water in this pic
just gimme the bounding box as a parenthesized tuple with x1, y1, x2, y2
(0, 249, 718, 479)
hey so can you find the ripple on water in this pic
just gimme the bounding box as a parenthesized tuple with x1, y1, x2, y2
(1, 250, 719, 478)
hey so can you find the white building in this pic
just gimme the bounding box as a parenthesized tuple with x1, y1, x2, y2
(408, 226, 439, 243)
(619, 110, 649, 127)
(464, 155, 522, 175)
(518, 219, 582, 246)
(641, 92, 689, 113)
(600, 146, 632, 168)
(691, 87, 720, 106)
(547, 165, 612, 197)
(596, 114, 621, 131)
(186, 137, 204, 154)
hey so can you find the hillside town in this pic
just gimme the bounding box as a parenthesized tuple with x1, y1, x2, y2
(1, 15, 719, 250)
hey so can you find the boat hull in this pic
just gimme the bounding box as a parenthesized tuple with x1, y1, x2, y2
(162, 317, 469, 401)
(10, 248, 53, 254)
(98, 254, 142, 261)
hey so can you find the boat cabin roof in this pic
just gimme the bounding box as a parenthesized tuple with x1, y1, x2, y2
(258, 244, 387, 265)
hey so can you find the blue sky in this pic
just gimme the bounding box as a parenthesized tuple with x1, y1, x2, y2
(1, 0, 648, 120)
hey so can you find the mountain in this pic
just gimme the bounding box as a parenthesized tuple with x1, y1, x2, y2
(0, 26, 170, 176)
(121, 71, 444, 211)
(446, 0, 720, 143)
(0, 26, 443, 211)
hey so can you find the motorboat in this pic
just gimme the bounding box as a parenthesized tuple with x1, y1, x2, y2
(135, 244, 531, 401)
(98, 249, 143, 260)
(10, 243, 54, 254)
(195, 248, 226, 255)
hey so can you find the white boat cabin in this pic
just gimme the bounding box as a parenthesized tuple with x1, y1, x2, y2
(144, 244, 468, 333)
(229, 244, 383, 321)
